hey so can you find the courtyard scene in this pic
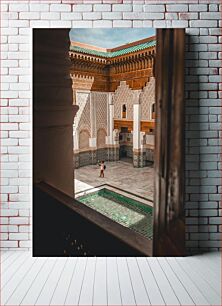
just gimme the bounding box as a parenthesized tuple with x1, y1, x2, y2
(70, 28, 156, 242)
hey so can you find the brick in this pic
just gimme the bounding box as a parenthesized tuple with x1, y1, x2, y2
(30, 4, 49, 12)
(143, 21, 153, 27)
(165, 13, 178, 20)
(19, 12, 40, 19)
(209, 60, 221, 68)
(93, 20, 112, 28)
(133, 5, 143, 12)
(172, 20, 188, 28)
(1, 208, 18, 216)
(112, 4, 132, 11)
(199, 209, 218, 217)
(179, 13, 198, 20)
(200, 12, 221, 19)
(83, 12, 102, 20)
(0, 241, 18, 248)
(50, 21, 72, 28)
(50, 4, 71, 12)
(9, 233, 29, 240)
(73, 4, 92, 12)
(41, 12, 60, 20)
(102, 12, 122, 19)
(30, 21, 50, 28)
(1, 170, 18, 178)
(2, 60, 18, 68)
(2, 28, 18, 36)
(19, 226, 30, 233)
(72, 21, 93, 28)
(209, 4, 219, 11)
(61, 12, 82, 20)
(189, 4, 207, 11)
(9, 115, 29, 123)
(94, 4, 111, 11)
(9, 4, 28, 12)
(19, 241, 31, 248)
(210, 233, 221, 240)
(1, 225, 18, 233)
(191, 233, 209, 240)
(166, 5, 188, 12)
(113, 20, 132, 27)
(190, 20, 217, 28)
(123, 12, 164, 19)
(19, 210, 30, 217)
(1, 138, 18, 146)
(143, 5, 165, 12)
(9, 20, 29, 28)
(9, 217, 29, 225)
(2, 123, 19, 132)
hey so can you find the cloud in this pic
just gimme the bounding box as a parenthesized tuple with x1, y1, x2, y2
(69, 28, 155, 48)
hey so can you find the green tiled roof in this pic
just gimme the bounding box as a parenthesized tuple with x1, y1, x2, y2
(70, 39, 156, 58)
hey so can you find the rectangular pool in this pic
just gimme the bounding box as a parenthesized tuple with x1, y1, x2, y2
(76, 188, 153, 240)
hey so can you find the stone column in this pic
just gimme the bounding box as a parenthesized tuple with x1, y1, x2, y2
(89, 92, 97, 164)
(34, 29, 78, 197)
(133, 90, 144, 167)
(106, 93, 119, 161)
(106, 93, 114, 145)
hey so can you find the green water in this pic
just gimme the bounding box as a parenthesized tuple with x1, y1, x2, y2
(77, 188, 153, 239)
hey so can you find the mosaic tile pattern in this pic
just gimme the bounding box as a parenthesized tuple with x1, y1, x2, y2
(77, 188, 153, 240)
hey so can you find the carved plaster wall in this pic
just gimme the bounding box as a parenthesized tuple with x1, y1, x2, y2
(140, 77, 155, 121)
(113, 81, 134, 120)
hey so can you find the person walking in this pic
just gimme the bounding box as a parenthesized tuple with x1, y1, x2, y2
(99, 160, 106, 178)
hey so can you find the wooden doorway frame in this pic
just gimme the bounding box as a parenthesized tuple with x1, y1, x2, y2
(153, 29, 185, 256)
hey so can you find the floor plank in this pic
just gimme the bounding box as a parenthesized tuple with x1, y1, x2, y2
(107, 257, 122, 306)
(1, 252, 30, 289)
(2, 251, 22, 273)
(127, 257, 150, 305)
(176, 257, 221, 305)
(65, 257, 87, 306)
(21, 258, 56, 305)
(147, 258, 180, 305)
(137, 257, 165, 305)
(2, 256, 37, 305)
(166, 257, 210, 305)
(1, 251, 221, 306)
(93, 257, 107, 305)
(50, 257, 78, 305)
(187, 256, 220, 294)
(5, 257, 46, 305)
(157, 258, 195, 305)
(35, 258, 67, 305)
(78, 257, 96, 305)
(117, 257, 136, 305)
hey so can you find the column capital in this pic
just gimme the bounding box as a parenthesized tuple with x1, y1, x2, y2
(133, 89, 142, 104)
(108, 92, 114, 105)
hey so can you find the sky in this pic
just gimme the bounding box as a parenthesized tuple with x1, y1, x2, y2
(69, 28, 156, 48)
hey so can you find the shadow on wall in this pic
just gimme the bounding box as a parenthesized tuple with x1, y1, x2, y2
(185, 34, 201, 254)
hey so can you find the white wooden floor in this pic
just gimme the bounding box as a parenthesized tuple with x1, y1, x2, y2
(1, 251, 221, 305)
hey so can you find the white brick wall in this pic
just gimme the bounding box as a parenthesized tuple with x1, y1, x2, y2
(1, 0, 221, 253)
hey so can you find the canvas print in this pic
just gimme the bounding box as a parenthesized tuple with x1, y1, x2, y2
(33, 28, 185, 257)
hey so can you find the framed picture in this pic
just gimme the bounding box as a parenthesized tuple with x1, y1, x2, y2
(33, 28, 185, 257)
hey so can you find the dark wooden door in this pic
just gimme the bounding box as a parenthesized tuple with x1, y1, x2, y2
(153, 29, 185, 256)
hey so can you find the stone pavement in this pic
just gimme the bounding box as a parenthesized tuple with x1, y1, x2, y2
(75, 160, 154, 201)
